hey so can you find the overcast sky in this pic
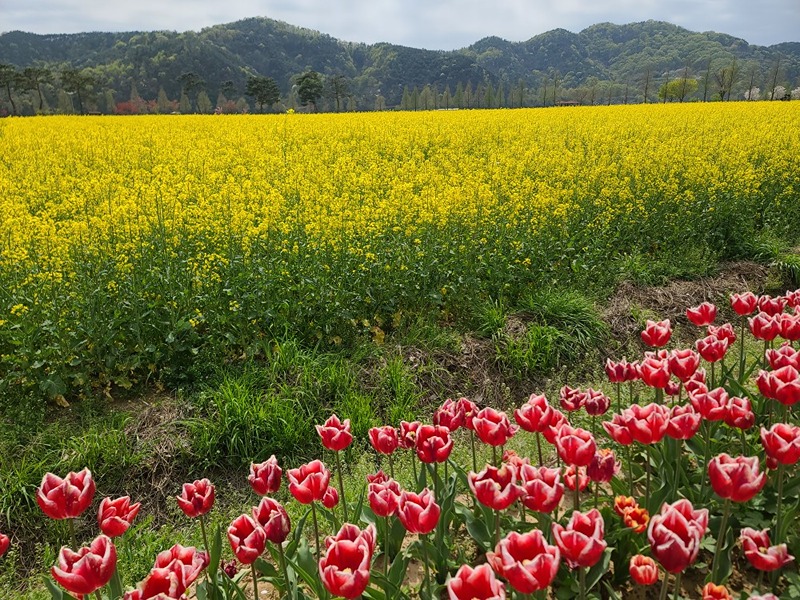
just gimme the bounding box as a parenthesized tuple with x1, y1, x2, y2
(2, 0, 798, 48)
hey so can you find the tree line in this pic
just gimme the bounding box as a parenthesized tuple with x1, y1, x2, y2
(1, 58, 797, 117)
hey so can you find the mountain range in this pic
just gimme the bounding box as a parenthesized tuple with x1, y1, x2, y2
(1, 17, 798, 111)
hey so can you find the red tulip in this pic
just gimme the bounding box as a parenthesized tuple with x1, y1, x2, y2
(176, 479, 215, 518)
(625, 403, 670, 444)
(689, 387, 730, 421)
(707, 323, 736, 345)
(638, 357, 671, 388)
(696, 335, 729, 362)
(723, 396, 754, 430)
(325, 523, 377, 560)
(316, 414, 353, 452)
(788, 289, 800, 309)
(487, 530, 560, 593)
(666, 404, 701, 439)
(126, 566, 184, 600)
(0, 533, 8, 557)
(623, 507, 650, 533)
(519, 465, 563, 513)
(750, 312, 782, 341)
(555, 425, 596, 467)
(730, 292, 758, 316)
(51, 534, 117, 596)
(458, 397, 479, 430)
(758, 295, 787, 316)
(563, 465, 589, 492)
(415, 424, 454, 463)
(584, 389, 611, 416)
(587, 449, 619, 483)
(448, 563, 506, 600)
(397, 488, 440, 534)
(740, 528, 794, 571)
(541, 409, 567, 444)
(319, 538, 372, 599)
(368, 478, 401, 517)
(629, 555, 658, 586)
(153, 544, 209, 589)
(287, 460, 330, 504)
(98, 496, 141, 538)
(747, 595, 780, 600)
(469, 464, 523, 511)
(647, 499, 708, 573)
(684, 368, 707, 394)
(766, 343, 800, 370)
(761, 365, 800, 406)
(227, 514, 266, 564)
(37, 468, 96, 520)
(248, 455, 282, 495)
(434, 398, 466, 431)
(641, 319, 672, 347)
(398, 420, 421, 449)
(514, 394, 554, 433)
(322, 486, 340, 509)
(502, 449, 528, 468)
(551, 509, 607, 569)
(368, 426, 399, 455)
(668, 349, 700, 382)
(602, 413, 634, 446)
(252, 497, 290, 544)
(473, 407, 518, 446)
(708, 454, 767, 502)
(761, 423, 800, 465)
(559, 385, 586, 412)
(702, 582, 733, 600)
(605, 358, 639, 383)
(687, 302, 717, 326)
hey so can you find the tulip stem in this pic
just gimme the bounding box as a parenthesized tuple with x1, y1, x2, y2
(311, 501, 321, 559)
(199, 515, 215, 600)
(776, 462, 785, 545)
(593, 482, 599, 509)
(710, 498, 731, 583)
(574, 470, 580, 512)
(422, 533, 432, 600)
(579, 566, 586, 600)
(277, 541, 290, 599)
(711, 361, 716, 390)
(700, 422, 711, 500)
(658, 572, 670, 600)
(492, 445, 498, 468)
(616, 382, 622, 413)
(656, 387, 664, 405)
(536, 431, 543, 467)
(411, 452, 419, 491)
(384, 515, 391, 580)
(673, 572, 682, 600)
(470, 430, 477, 474)
(335, 450, 349, 523)
(645, 445, 652, 509)
(95, 591, 103, 600)
(251, 561, 259, 600)
(495, 508, 501, 546)
(388, 453, 395, 480)
(627, 443, 634, 496)
(738, 317, 746, 381)
(68, 518, 77, 549)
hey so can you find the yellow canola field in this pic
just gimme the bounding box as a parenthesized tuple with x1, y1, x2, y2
(0, 103, 798, 395)
(1, 103, 797, 277)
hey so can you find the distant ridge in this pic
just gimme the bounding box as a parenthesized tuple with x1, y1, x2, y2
(1, 18, 798, 112)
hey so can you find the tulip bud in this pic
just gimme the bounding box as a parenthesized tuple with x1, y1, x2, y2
(248, 455, 282, 495)
(316, 414, 353, 452)
(629, 554, 658, 585)
(176, 479, 215, 518)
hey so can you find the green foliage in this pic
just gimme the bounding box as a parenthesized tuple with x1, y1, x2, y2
(494, 323, 563, 378)
(245, 75, 280, 112)
(295, 71, 324, 109)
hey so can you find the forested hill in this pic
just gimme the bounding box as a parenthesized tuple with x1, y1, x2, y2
(1, 17, 798, 113)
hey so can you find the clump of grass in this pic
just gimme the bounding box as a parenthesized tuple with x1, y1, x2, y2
(493, 324, 563, 379)
(378, 355, 423, 425)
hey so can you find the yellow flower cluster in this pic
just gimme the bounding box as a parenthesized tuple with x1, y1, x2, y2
(0, 103, 797, 394)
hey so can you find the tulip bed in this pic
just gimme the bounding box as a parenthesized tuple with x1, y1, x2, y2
(6, 289, 800, 600)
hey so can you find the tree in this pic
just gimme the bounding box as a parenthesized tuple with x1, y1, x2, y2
(19, 66, 53, 112)
(515, 79, 526, 108)
(220, 80, 237, 98)
(61, 68, 95, 114)
(0, 63, 19, 115)
(454, 82, 464, 108)
(196, 90, 213, 113)
(157, 87, 173, 113)
(325, 74, 349, 112)
(179, 92, 192, 113)
(246, 76, 280, 112)
(767, 57, 783, 101)
(658, 77, 698, 102)
(296, 71, 323, 111)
